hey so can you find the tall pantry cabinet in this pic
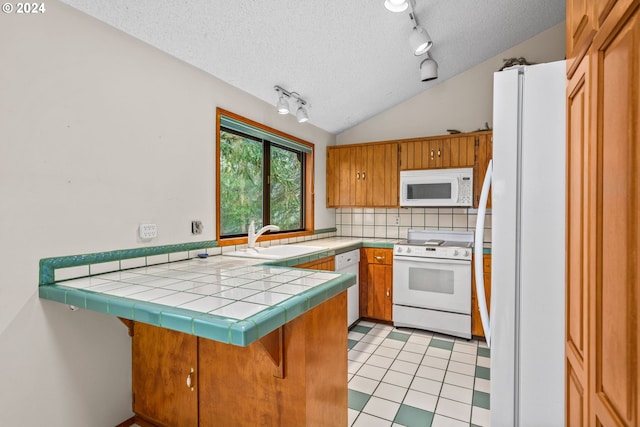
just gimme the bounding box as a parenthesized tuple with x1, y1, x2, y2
(565, 1, 640, 426)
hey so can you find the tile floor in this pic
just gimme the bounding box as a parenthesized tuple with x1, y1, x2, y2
(347, 320, 490, 427)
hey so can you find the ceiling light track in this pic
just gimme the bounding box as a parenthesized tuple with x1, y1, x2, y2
(274, 85, 309, 123)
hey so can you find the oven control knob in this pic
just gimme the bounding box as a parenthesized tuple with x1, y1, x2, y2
(453, 249, 459, 256)
(464, 250, 470, 257)
(406, 247, 412, 254)
(397, 247, 403, 253)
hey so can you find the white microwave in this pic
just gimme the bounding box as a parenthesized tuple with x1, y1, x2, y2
(400, 168, 473, 207)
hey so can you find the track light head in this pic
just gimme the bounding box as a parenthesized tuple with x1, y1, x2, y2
(296, 101, 309, 123)
(420, 53, 438, 81)
(410, 25, 433, 56)
(276, 91, 290, 115)
(384, 0, 408, 12)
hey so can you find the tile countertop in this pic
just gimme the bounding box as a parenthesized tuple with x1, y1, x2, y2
(38, 237, 489, 347)
(38, 238, 396, 347)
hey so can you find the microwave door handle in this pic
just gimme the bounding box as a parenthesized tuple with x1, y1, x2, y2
(474, 159, 492, 347)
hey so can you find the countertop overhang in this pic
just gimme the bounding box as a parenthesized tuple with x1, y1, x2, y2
(38, 238, 395, 346)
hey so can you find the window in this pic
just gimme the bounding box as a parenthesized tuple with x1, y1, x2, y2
(216, 109, 314, 241)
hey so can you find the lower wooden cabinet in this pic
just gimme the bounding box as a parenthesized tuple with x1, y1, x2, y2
(471, 253, 491, 337)
(129, 292, 348, 427)
(293, 255, 335, 271)
(359, 248, 393, 322)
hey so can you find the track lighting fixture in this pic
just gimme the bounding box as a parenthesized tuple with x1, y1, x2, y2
(384, 0, 437, 81)
(274, 85, 309, 123)
(419, 52, 438, 81)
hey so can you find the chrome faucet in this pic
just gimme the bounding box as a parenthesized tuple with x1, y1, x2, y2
(247, 221, 280, 249)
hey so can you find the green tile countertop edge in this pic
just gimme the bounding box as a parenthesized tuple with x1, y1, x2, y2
(39, 272, 355, 347)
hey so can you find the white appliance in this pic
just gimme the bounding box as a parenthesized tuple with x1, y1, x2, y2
(393, 229, 473, 338)
(335, 249, 360, 327)
(474, 60, 565, 427)
(400, 168, 473, 207)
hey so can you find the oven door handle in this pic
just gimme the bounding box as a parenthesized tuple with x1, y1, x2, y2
(474, 159, 492, 348)
(393, 255, 470, 265)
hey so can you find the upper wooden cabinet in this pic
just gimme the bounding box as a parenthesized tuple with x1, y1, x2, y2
(398, 133, 477, 170)
(326, 142, 399, 208)
(327, 131, 491, 208)
(566, 0, 620, 75)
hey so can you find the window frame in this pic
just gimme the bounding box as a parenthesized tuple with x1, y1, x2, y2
(215, 108, 314, 246)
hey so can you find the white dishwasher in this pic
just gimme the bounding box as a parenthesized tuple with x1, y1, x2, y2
(335, 249, 360, 327)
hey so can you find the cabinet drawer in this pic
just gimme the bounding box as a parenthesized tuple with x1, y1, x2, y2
(365, 248, 392, 265)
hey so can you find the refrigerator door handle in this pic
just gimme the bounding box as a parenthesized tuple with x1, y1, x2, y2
(474, 159, 492, 347)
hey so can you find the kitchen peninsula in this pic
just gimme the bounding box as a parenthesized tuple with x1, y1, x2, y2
(39, 248, 359, 426)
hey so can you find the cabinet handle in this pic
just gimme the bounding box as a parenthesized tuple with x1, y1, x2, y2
(430, 149, 434, 160)
(374, 255, 385, 261)
(386, 289, 390, 297)
(362, 172, 366, 180)
(356, 171, 360, 180)
(186, 368, 195, 391)
(438, 148, 441, 158)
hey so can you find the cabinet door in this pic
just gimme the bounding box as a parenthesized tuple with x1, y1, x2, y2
(132, 322, 198, 427)
(368, 143, 399, 207)
(368, 264, 392, 321)
(474, 133, 493, 208)
(566, 0, 595, 69)
(399, 140, 425, 170)
(449, 135, 476, 168)
(363, 248, 393, 321)
(471, 254, 491, 337)
(326, 147, 339, 207)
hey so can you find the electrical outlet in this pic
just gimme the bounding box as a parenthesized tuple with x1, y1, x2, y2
(139, 223, 157, 239)
(394, 216, 400, 225)
(191, 220, 203, 235)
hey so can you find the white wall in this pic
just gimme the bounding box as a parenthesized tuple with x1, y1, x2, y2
(336, 23, 566, 144)
(0, 2, 334, 425)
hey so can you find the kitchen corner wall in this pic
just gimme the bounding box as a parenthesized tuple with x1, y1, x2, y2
(336, 208, 491, 243)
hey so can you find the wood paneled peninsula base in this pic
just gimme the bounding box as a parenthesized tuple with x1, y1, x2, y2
(122, 292, 348, 427)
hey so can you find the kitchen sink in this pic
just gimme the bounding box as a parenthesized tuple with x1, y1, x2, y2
(224, 245, 321, 260)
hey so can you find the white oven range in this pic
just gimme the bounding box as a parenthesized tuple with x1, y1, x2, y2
(393, 229, 474, 339)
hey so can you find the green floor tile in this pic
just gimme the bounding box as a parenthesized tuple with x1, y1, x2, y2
(472, 390, 490, 409)
(429, 338, 454, 350)
(387, 331, 410, 342)
(393, 404, 434, 427)
(348, 339, 358, 349)
(351, 324, 373, 334)
(348, 389, 371, 412)
(478, 347, 490, 357)
(475, 366, 491, 380)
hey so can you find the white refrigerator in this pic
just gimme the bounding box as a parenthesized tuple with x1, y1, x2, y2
(474, 60, 566, 427)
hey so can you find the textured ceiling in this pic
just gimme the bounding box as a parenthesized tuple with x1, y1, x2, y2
(59, 0, 565, 134)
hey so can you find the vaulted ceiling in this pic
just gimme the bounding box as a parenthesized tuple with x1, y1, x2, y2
(59, 0, 565, 134)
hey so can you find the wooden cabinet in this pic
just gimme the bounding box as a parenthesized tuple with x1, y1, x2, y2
(294, 255, 335, 271)
(398, 133, 477, 171)
(129, 292, 348, 427)
(471, 254, 491, 337)
(359, 248, 393, 322)
(132, 323, 198, 427)
(326, 142, 398, 207)
(327, 131, 491, 208)
(565, 2, 640, 426)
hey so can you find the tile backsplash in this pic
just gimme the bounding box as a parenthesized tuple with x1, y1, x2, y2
(335, 207, 492, 243)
